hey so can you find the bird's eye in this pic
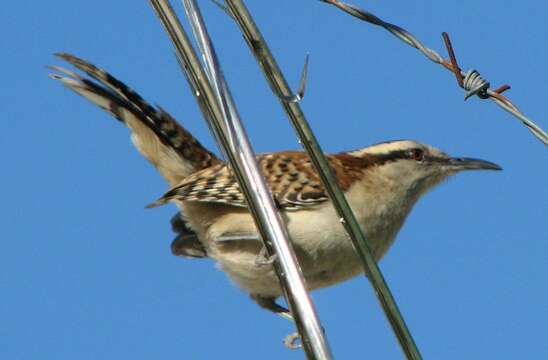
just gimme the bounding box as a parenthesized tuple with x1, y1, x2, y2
(408, 148, 424, 162)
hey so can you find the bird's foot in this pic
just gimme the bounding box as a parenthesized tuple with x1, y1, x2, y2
(283, 332, 302, 349)
(254, 245, 277, 266)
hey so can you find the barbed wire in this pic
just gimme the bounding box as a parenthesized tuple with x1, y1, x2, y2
(320, 0, 548, 146)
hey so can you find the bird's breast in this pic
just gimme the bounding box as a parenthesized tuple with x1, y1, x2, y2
(178, 182, 414, 297)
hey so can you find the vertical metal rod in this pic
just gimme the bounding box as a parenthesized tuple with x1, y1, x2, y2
(149, 1, 333, 358)
(223, 1, 422, 359)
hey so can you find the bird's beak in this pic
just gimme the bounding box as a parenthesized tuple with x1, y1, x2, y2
(444, 157, 502, 171)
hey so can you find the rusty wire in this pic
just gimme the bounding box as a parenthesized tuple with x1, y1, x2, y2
(320, 0, 548, 146)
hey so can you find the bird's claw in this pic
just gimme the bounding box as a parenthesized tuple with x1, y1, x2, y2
(254, 252, 277, 266)
(283, 332, 302, 349)
(254, 246, 277, 267)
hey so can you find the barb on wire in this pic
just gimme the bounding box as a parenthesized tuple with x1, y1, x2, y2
(442, 32, 465, 88)
(279, 54, 309, 103)
(441, 32, 492, 100)
(320, 0, 548, 146)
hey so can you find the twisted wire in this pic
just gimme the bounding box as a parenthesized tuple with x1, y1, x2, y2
(462, 70, 490, 100)
(320, 0, 548, 145)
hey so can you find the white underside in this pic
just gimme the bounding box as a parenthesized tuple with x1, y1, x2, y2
(179, 180, 414, 298)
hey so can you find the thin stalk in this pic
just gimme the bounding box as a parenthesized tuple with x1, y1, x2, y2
(149, 1, 333, 358)
(223, 1, 422, 359)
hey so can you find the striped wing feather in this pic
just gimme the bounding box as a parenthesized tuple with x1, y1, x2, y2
(159, 152, 365, 210)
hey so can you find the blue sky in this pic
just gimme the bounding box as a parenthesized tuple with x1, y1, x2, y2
(2, 1, 547, 359)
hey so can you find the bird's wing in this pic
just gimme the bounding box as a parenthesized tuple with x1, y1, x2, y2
(150, 152, 365, 211)
(49, 53, 221, 186)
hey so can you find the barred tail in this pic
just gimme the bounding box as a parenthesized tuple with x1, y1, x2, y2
(49, 53, 221, 185)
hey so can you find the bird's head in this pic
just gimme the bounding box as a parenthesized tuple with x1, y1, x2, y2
(350, 140, 502, 199)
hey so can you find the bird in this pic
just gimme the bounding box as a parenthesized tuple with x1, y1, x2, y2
(50, 53, 501, 325)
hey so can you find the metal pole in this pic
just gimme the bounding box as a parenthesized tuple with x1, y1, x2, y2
(223, 1, 422, 359)
(149, 1, 334, 358)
